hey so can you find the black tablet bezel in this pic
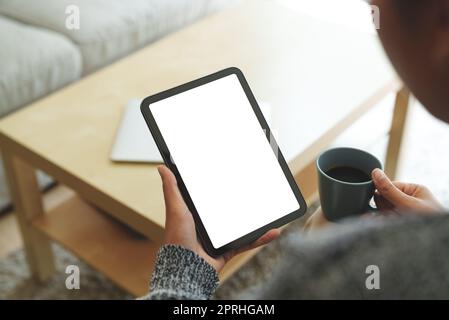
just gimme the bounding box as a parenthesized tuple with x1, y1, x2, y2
(140, 67, 307, 257)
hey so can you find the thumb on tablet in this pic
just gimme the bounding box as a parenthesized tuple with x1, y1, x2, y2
(157, 165, 189, 215)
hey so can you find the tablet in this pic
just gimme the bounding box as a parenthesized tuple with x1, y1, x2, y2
(141, 67, 307, 256)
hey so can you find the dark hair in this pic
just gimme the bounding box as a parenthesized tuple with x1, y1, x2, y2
(390, 0, 435, 14)
(393, 0, 430, 22)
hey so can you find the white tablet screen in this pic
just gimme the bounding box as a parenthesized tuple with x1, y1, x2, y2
(149, 74, 300, 248)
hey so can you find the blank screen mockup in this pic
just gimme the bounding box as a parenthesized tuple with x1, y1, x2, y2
(149, 74, 300, 248)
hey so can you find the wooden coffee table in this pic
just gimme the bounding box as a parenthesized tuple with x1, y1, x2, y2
(0, 1, 406, 297)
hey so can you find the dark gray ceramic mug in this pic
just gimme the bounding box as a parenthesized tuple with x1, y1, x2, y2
(317, 147, 383, 221)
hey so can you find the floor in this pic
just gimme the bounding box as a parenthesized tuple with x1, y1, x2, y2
(0, 213, 21, 258)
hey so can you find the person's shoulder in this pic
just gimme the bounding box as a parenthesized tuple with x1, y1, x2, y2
(231, 213, 449, 299)
(284, 212, 449, 253)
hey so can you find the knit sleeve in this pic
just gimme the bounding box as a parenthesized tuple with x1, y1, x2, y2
(147, 244, 220, 300)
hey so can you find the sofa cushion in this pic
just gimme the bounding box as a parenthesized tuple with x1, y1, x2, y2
(0, 0, 234, 74)
(0, 15, 82, 117)
(0, 16, 80, 210)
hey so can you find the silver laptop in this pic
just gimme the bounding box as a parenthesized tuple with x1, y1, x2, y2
(111, 99, 163, 163)
(111, 99, 272, 163)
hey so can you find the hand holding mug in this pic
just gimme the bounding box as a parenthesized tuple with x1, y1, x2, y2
(305, 167, 444, 232)
(371, 169, 443, 214)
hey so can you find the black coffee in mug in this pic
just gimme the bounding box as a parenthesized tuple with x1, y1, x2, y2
(317, 148, 383, 221)
(325, 166, 371, 184)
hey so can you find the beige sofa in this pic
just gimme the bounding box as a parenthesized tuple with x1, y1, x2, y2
(0, 0, 233, 210)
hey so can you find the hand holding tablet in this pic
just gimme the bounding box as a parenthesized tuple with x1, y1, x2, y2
(141, 67, 307, 257)
(157, 165, 281, 272)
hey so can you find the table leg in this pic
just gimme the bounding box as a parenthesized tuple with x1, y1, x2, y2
(384, 87, 411, 180)
(2, 152, 55, 281)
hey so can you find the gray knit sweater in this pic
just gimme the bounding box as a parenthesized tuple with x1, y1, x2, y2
(147, 214, 449, 299)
